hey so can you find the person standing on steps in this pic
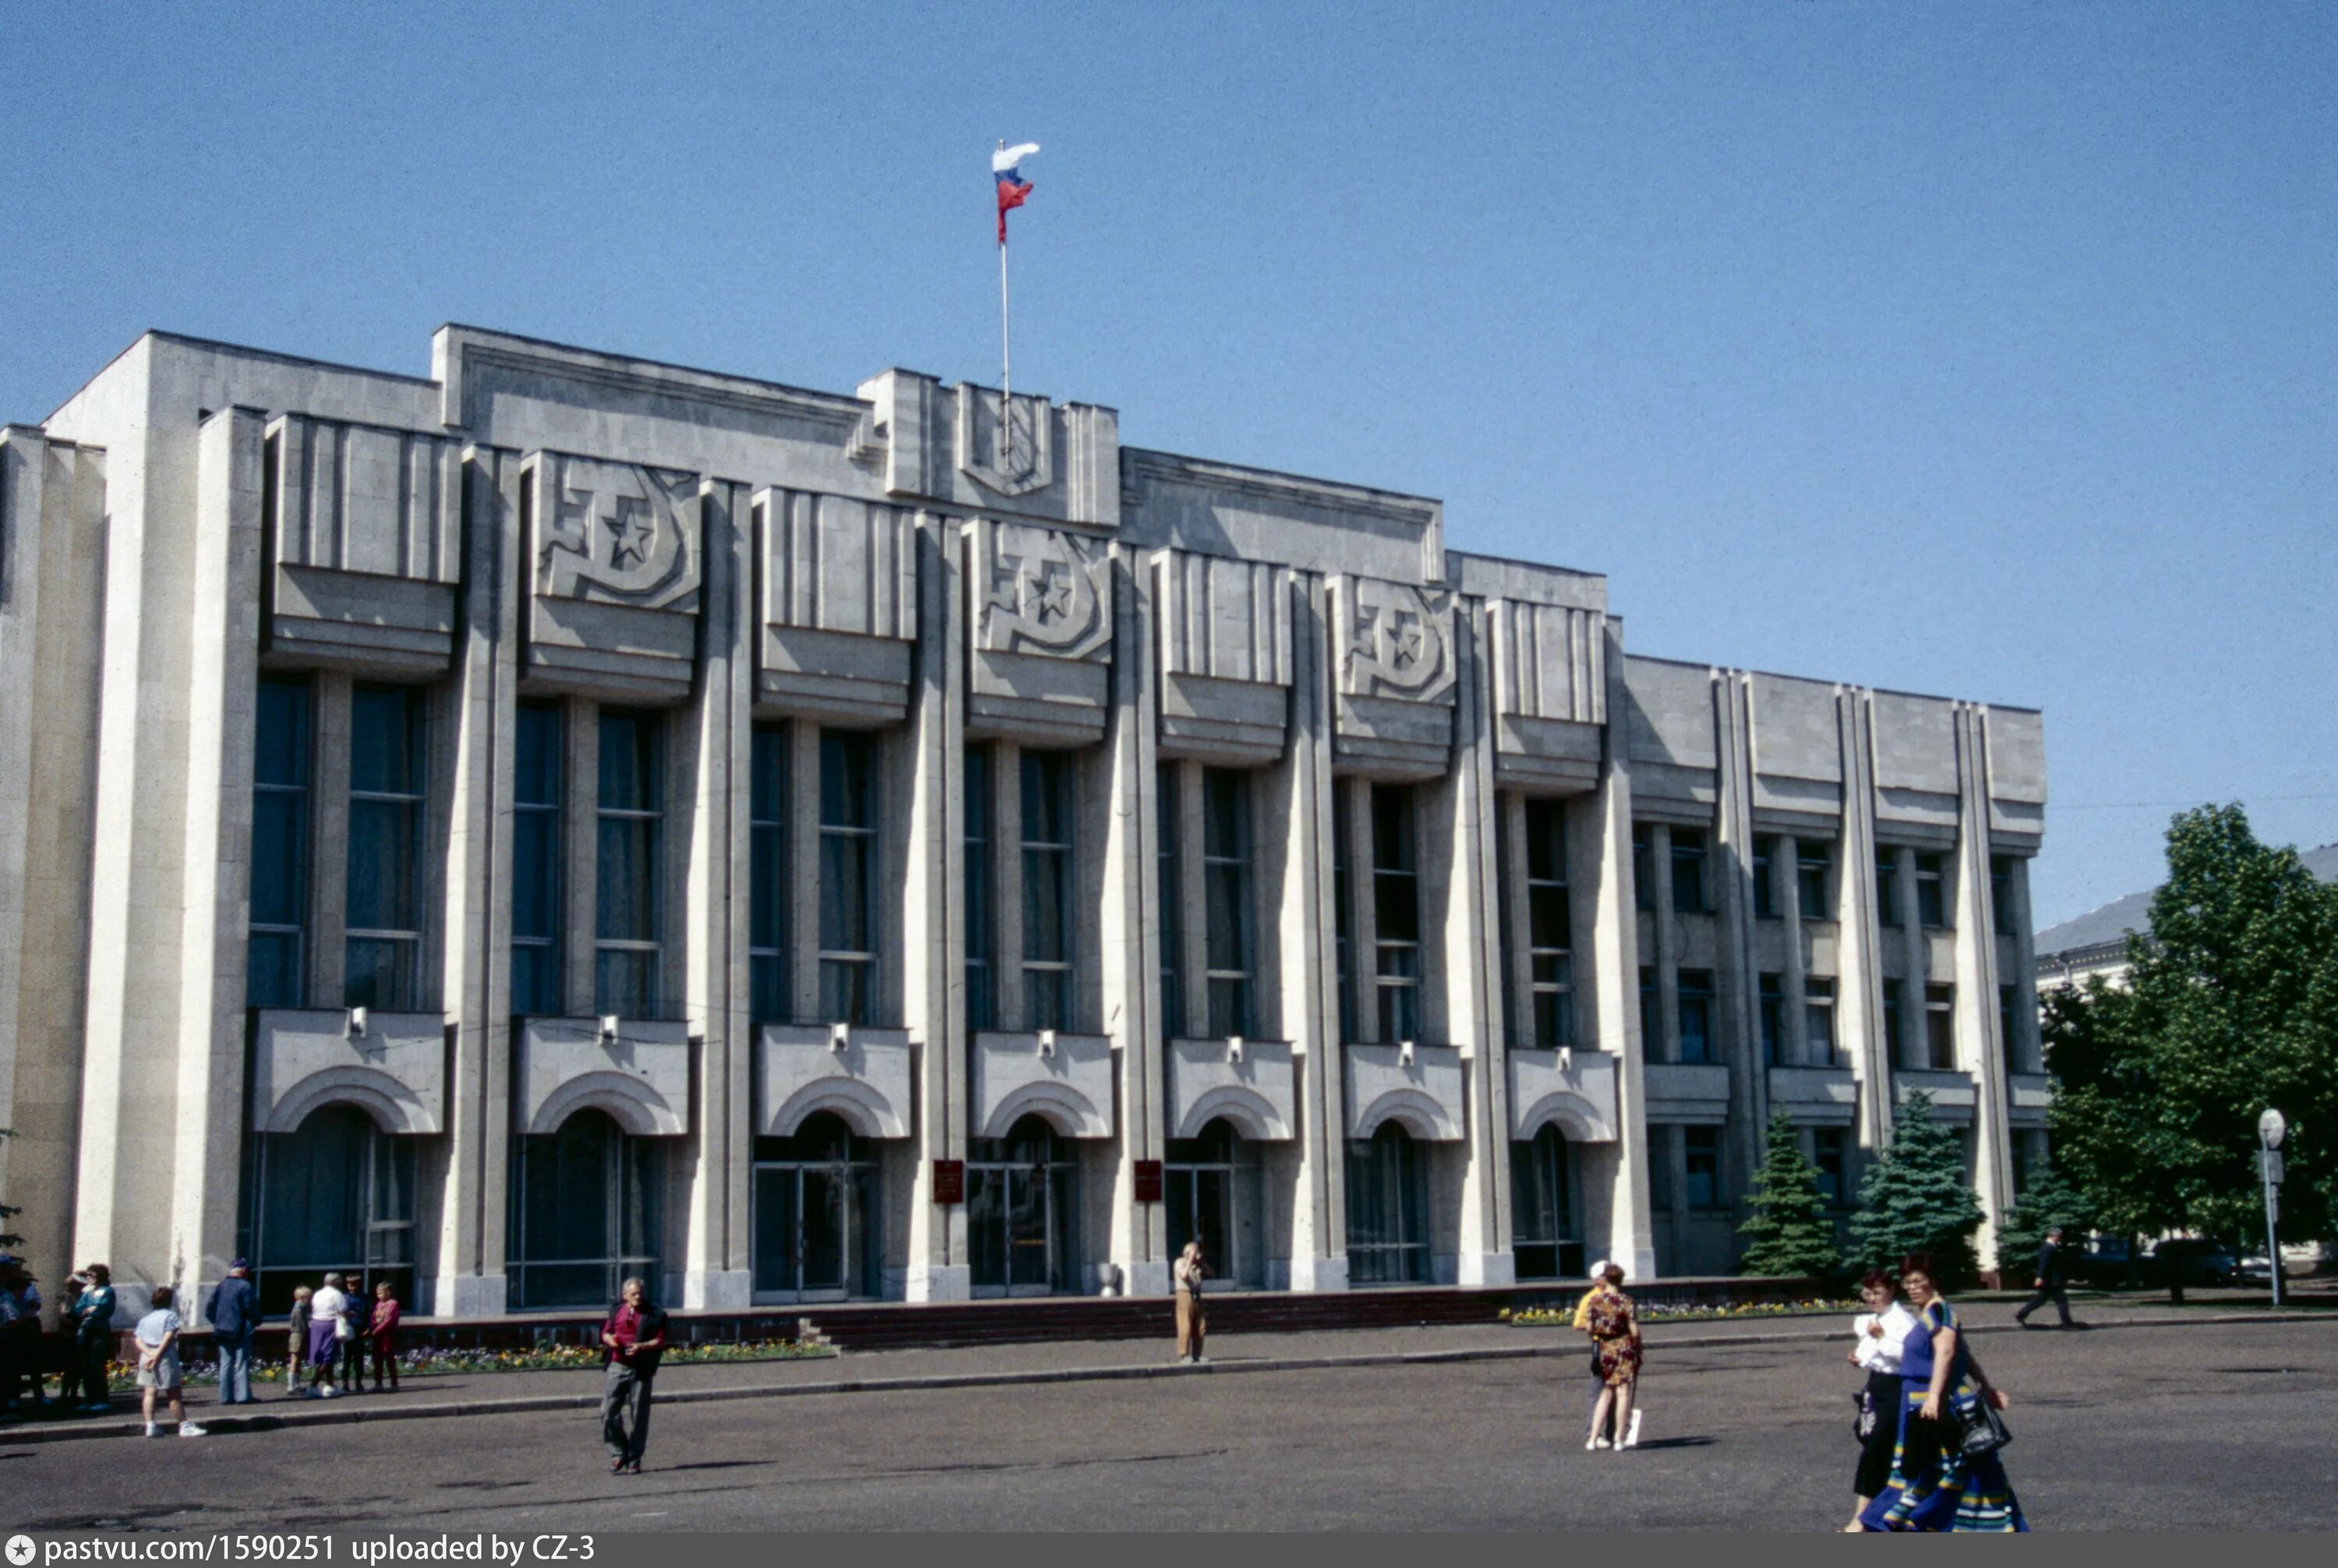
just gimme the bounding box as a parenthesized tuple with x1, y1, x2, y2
(2015, 1226, 2078, 1330)
(1173, 1241, 1209, 1363)
(204, 1259, 260, 1406)
(600, 1277, 667, 1474)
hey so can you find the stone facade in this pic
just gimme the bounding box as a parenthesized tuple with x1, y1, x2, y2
(0, 327, 2048, 1320)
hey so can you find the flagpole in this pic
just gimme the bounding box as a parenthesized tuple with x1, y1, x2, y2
(998, 231, 1012, 472)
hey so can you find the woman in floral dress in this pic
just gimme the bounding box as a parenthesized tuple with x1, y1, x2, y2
(1580, 1262, 1643, 1450)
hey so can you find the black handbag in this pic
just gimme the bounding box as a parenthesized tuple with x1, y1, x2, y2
(1952, 1393, 2011, 1457)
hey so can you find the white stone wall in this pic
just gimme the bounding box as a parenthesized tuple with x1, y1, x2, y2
(0, 324, 2047, 1315)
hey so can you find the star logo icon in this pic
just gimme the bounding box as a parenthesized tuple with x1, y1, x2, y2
(9, 1535, 36, 1566)
(604, 496, 656, 569)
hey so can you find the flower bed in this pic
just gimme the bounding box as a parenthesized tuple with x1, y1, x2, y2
(89, 1338, 833, 1393)
(1499, 1298, 1856, 1327)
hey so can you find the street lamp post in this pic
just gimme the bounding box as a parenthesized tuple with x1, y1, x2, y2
(2258, 1108, 2286, 1308)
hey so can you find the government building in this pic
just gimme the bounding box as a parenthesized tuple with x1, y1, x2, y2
(0, 327, 2050, 1319)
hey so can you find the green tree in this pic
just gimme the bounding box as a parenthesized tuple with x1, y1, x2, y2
(1844, 1091, 1985, 1287)
(1994, 1163, 2095, 1280)
(2045, 806, 2338, 1266)
(1738, 1112, 1842, 1278)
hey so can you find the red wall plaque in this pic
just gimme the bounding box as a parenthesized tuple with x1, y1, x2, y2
(931, 1158, 965, 1205)
(1133, 1159, 1164, 1203)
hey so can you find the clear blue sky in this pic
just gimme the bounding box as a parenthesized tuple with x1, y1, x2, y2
(5, 1, 2332, 930)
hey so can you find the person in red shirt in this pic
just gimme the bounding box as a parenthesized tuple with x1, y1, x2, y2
(367, 1281, 402, 1393)
(599, 1277, 667, 1474)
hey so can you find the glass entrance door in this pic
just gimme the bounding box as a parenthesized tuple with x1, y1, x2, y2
(750, 1113, 879, 1301)
(1345, 1122, 1429, 1284)
(1166, 1118, 1261, 1288)
(969, 1114, 1080, 1296)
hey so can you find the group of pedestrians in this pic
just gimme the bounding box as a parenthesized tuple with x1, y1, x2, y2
(0, 1257, 133, 1419)
(284, 1272, 404, 1397)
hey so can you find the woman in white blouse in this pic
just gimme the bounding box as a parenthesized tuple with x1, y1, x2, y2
(1844, 1269, 1919, 1531)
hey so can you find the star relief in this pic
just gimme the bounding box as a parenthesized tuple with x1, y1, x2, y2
(1391, 611, 1425, 669)
(1030, 559, 1074, 623)
(604, 496, 657, 569)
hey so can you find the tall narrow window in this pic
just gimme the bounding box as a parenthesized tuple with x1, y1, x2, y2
(1632, 824, 1654, 910)
(1758, 973, 1785, 1065)
(346, 684, 426, 1011)
(1999, 984, 2021, 1075)
(1523, 798, 1573, 1048)
(1877, 853, 1901, 930)
(1683, 1127, 1722, 1210)
(595, 709, 662, 1017)
(1813, 1128, 1847, 1208)
(1676, 970, 1715, 1063)
(1020, 750, 1075, 1030)
(964, 749, 994, 1031)
(749, 724, 788, 1022)
(1638, 966, 1658, 1052)
(1805, 978, 1837, 1067)
(1670, 828, 1708, 913)
(1915, 853, 1948, 927)
(1925, 982, 1955, 1068)
(1333, 788, 1358, 1044)
(1796, 840, 1832, 920)
(1370, 785, 1422, 1043)
(1202, 768, 1254, 1039)
(818, 731, 879, 1024)
(249, 676, 312, 1008)
(1751, 836, 1778, 920)
(1991, 855, 2018, 932)
(512, 701, 563, 1016)
(1883, 979, 1908, 1065)
(1157, 764, 1183, 1039)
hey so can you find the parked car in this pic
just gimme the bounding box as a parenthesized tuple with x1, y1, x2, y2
(2234, 1252, 2284, 1284)
(2067, 1235, 2138, 1289)
(2144, 1238, 2238, 1288)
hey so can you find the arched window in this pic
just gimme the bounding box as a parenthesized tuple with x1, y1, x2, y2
(968, 1113, 1081, 1295)
(510, 1109, 662, 1309)
(1345, 1121, 1429, 1284)
(245, 1104, 416, 1315)
(1510, 1124, 1582, 1280)
(752, 1111, 881, 1301)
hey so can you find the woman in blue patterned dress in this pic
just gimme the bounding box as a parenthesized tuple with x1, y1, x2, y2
(1858, 1253, 2028, 1532)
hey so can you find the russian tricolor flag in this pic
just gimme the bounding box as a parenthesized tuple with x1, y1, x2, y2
(994, 141, 1038, 243)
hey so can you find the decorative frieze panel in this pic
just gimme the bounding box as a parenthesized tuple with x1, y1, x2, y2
(1765, 1065, 1859, 1127)
(249, 1008, 445, 1136)
(263, 415, 461, 673)
(1488, 600, 1605, 791)
(754, 489, 917, 724)
(856, 370, 1121, 530)
(1328, 575, 1456, 777)
(755, 1024, 913, 1139)
(1153, 551, 1293, 765)
(971, 1029, 1116, 1139)
(516, 1017, 690, 1138)
(1165, 1037, 1296, 1141)
(965, 518, 1114, 744)
(523, 452, 702, 702)
(1641, 1061, 1731, 1125)
(1507, 1047, 1619, 1144)
(1343, 1041, 1465, 1142)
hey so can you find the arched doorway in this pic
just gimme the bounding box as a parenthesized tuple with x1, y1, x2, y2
(1345, 1121, 1429, 1284)
(1510, 1123, 1584, 1279)
(967, 1113, 1080, 1295)
(510, 1109, 663, 1309)
(245, 1104, 417, 1315)
(752, 1111, 881, 1301)
(1164, 1118, 1265, 1289)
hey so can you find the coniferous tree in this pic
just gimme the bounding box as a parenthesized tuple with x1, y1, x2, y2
(1844, 1091, 1985, 1287)
(1994, 1163, 2095, 1280)
(1738, 1111, 1841, 1279)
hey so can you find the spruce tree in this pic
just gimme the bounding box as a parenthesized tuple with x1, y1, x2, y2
(1994, 1163, 2095, 1280)
(1739, 1111, 1842, 1278)
(1844, 1091, 1985, 1287)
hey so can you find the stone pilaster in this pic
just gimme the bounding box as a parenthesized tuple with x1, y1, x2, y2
(1100, 546, 1167, 1295)
(1955, 704, 2014, 1263)
(1277, 571, 1346, 1291)
(1593, 620, 1655, 1280)
(1835, 688, 1894, 1150)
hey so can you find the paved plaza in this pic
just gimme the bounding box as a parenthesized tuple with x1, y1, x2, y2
(4, 1314, 2334, 1532)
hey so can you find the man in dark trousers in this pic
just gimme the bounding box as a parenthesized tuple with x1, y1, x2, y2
(204, 1259, 260, 1404)
(599, 1277, 667, 1474)
(2015, 1225, 2078, 1328)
